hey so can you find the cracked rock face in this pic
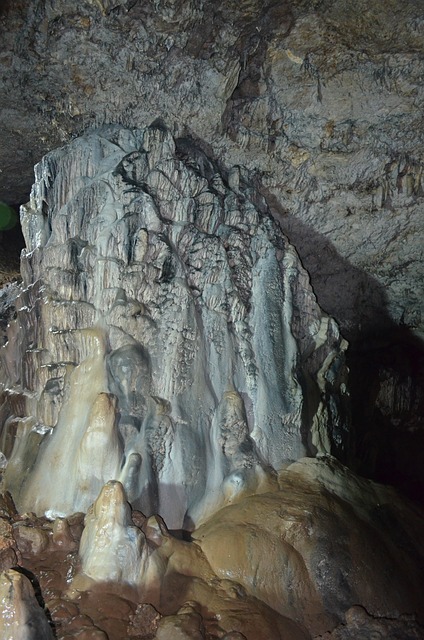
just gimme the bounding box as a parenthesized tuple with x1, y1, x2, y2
(0, 123, 348, 528)
(0, 0, 423, 340)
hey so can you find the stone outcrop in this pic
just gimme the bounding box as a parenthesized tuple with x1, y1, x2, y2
(65, 458, 424, 638)
(1, 0, 423, 341)
(0, 123, 348, 528)
(0, 568, 54, 640)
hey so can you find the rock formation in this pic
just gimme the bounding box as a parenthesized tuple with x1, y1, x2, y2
(0, 123, 349, 528)
(0, 463, 422, 639)
(1, 0, 423, 339)
(0, 2, 423, 638)
(0, 123, 422, 640)
(1, 0, 424, 501)
(0, 568, 54, 640)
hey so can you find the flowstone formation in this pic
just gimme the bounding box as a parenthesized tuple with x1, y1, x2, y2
(0, 123, 348, 528)
(0, 125, 423, 639)
(0, 460, 422, 639)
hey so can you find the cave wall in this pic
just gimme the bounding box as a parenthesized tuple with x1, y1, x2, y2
(1, 0, 423, 337)
(0, 4, 423, 637)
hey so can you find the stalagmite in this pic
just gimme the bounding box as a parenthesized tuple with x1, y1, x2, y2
(0, 569, 54, 640)
(74, 481, 144, 587)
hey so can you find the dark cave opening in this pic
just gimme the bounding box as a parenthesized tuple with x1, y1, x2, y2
(0, 202, 25, 286)
(348, 328, 424, 506)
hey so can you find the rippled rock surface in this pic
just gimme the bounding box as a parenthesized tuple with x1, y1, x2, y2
(0, 123, 348, 527)
(67, 459, 424, 638)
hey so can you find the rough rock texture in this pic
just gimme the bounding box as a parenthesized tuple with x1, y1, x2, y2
(0, 123, 348, 527)
(1, 0, 423, 502)
(317, 606, 424, 640)
(0, 0, 423, 340)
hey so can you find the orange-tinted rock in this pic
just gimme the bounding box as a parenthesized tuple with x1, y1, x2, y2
(155, 607, 204, 640)
(52, 517, 77, 549)
(193, 459, 424, 636)
(127, 603, 161, 638)
(13, 523, 50, 555)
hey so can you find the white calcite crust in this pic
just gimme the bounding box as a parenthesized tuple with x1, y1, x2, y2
(0, 124, 348, 528)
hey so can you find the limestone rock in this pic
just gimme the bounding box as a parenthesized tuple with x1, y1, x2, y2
(155, 605, 204, 640)
(0, 568, 54, 640)
(0, 0, 423, 341)
(70, 479, 310, 639)
(127, 603, 162, 638)
(193, 458, 424, 635)
(13, 522, 49, 555)
(0, 123, 349, 528)
(67, 458, 423, 638)
(75, 480, 144, 587)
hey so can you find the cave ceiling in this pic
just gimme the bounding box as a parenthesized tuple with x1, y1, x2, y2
(0, 0, 424, 341)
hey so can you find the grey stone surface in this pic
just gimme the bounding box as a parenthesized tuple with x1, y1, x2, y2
(0, 124, 349, 527)
(0, 0, 423, 339)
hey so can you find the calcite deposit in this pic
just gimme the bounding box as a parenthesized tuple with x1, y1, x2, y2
(0, 1, 423, 638)
(0, 461, 423, 640)
(0, 124, 422, 640)
(0, 568, 54, 639)
(0, 123, 348, 528)
(64, 458, 424, 638)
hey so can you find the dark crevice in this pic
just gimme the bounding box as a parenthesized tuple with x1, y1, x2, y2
(264, 189, 424, 506)
(0, 203, 25, 286)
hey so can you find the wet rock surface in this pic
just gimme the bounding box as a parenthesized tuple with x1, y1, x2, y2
(0, 567, 55, 639)
(0, 457, 422, 639)
(194, 457, 424, 634)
